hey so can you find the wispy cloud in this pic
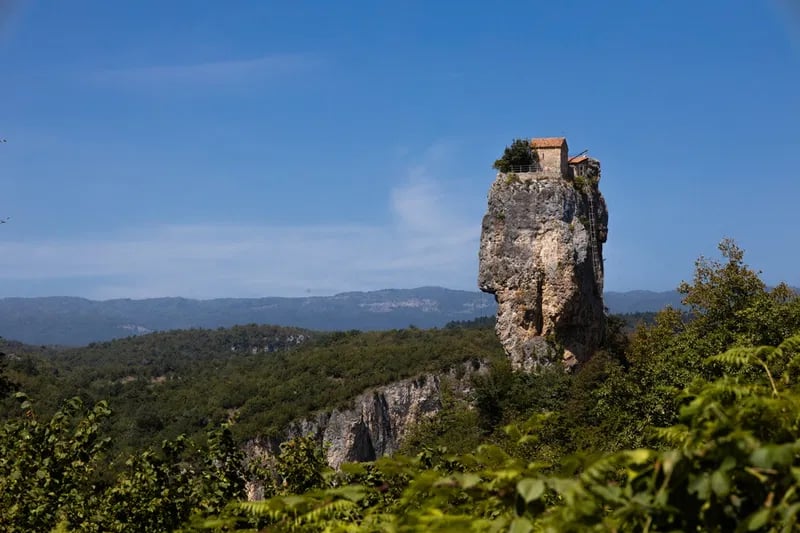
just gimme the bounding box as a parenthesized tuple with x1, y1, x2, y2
(91, 53, 320, 87)
(0, 144, 482, 299)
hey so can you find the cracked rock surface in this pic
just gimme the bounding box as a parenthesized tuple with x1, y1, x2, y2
(478, 169, 608, 371)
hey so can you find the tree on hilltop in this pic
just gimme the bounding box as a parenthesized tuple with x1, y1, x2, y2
(493, 138, 537, 172)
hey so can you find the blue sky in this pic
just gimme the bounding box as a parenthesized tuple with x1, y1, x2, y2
(0, 0, 798, 299)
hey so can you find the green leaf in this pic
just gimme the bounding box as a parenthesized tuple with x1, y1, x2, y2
(687, 473, 711, 500)
(516, 478, 545, 503)
(719, 455, 737, 472)
(626, 449, 654, 465)
(747, 508, 771, 530)
(508, 517, 534, 533)
(751, 444, 794, 469)
(458, 473, 482, 489)
(710, 470, 730, 497)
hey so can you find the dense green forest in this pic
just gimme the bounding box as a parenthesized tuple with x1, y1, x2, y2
(2, 240, 800, 531)
(1, 323, 504, 457)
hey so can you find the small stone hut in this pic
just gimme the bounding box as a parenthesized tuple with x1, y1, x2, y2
(530, 137, 568, 176)
(568, 154, 590, 177)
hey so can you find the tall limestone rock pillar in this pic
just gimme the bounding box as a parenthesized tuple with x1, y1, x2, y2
(478, 144, 608, 371)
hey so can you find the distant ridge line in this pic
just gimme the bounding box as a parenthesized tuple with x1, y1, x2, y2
(2, 287, 790, 347)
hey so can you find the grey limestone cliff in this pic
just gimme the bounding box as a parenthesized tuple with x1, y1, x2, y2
(243, 360, 485, 499)
(478, 145, 608, 371)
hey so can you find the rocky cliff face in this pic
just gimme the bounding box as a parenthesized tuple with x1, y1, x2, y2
(243, 360, 485, 499)
(478, 163, 608, 370)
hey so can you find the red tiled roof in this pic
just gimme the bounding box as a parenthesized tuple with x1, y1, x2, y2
(568, 155, 589, 164)
(530, 137, 566, 149)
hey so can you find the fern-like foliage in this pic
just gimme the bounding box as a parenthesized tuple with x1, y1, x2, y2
(220, 335, 800, 532)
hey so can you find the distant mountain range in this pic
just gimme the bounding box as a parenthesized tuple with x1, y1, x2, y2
(0, 288, 686, 347)
(603, 290, 683, 314)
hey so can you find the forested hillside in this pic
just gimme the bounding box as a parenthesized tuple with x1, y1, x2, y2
(1, 242, 800, 531)
(1, 321, 504, 458)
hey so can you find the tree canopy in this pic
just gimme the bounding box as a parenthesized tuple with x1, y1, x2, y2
(493, 138, 537, 172)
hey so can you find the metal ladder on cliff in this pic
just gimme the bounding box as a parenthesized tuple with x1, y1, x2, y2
(583, 184, 602, 292)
